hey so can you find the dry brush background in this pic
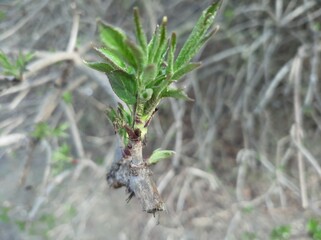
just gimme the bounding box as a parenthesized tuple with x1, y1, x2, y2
(0, 0, 321, 239)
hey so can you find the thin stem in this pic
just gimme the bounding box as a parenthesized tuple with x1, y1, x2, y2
(292, 48, 308, 209)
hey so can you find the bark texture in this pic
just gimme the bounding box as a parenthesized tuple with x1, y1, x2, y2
(107, 140, 165, 213)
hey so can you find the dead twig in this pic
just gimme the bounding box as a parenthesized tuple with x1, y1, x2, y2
(0, 133, 27, 147)
(0, 0, 50, 41)
(62, 102, 85, 159)
(290, 126, 321, 177)
(254, 60, 292, 114)
(290, 48, 308, 208)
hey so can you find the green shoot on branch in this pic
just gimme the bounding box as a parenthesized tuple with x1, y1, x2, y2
(85, 1, 220, 151)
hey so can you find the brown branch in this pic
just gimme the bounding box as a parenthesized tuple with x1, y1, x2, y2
(107, 140, 165, 214)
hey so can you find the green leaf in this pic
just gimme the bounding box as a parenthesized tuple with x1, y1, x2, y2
(0, 11, 6, 21)
(25, 52, 34, 62)
(172, 62, 201, 81)
(52, 123, 69, 138)
(106, 107, 117, 123)
(143, 95, 161, 118)
(31, 122, 69, 140)
(97, 21, 137, 71)
(16, 52, 25, 69)
(53, 143, 71, 162)
(241, 231, 257, 240)
(0, 51, 12, 69)
(143, 76, 167, 116)
(39, 214, 56, 229)
(150, 76, 168, 98)
(140, 88, 153, 102)
(3, 69, 19, 77)
(199, 26, 219, 46)
(148, 149, 175, 164)
(161, 87, 193, 101)
(83, 60, 114, 73)
(147, 25, 160, 63)
(117, 103, 133, 126)
(31, 122, 51, 140)
(107, 70, 137, 104)
(98, 20, 127, 51)
(0, 207, 10, 223)
(141, 64, 157, 83)
(15, 220, 26, 231)
(270, 225, 291, 240)
(146, 74, 166, 89)
(118, 128, 128, 144)
(125, 39, 146, 73)
(152, 16, 168, 65)
(62, 91, 72, 104)
(166, 32, 177, 76)
(93, 47, 128, 72)
(307, 218, 321, 236)
(133, 7, 148, 53)
(0, 51, 33, 78)
(174, 2, 220, 70)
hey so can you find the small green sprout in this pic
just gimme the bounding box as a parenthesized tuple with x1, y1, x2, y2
(148, 149, 175, 165)
(0, 206, 10, 223)
(52, 143, 73, 175)
(307, 218, 321, 240)
(241, 231, 258, 240)
(62, 91, 73, 104)
(0, 11, 6, 21)
(0, 51, 33, 80)
(270, 225, 291, 240)
(31, 122, 69, 141)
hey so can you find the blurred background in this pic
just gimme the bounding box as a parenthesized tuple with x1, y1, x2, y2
(1, 0, 321, 239)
